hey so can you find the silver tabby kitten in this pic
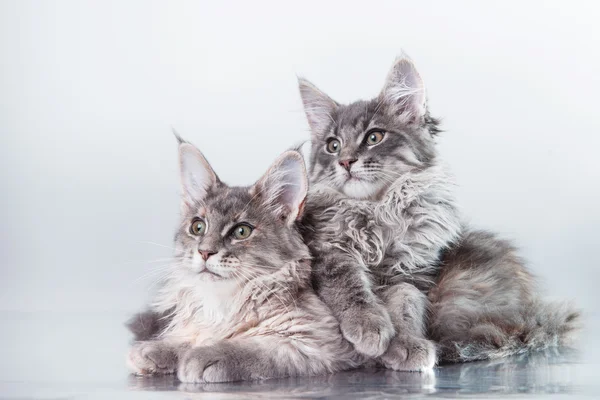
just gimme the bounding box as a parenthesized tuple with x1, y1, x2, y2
(297, 55, 579, 368)
(127, 140, 363, 382)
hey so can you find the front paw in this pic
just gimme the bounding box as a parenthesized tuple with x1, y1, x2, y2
(127, 341, 178, 375)
(178, 346, 243, 383)
(380, 335, 437, 371)
(340, 304, 395, 358)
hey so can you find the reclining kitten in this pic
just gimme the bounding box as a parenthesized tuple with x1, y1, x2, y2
(126, 140, 363, 382)
(297, 55, 579, 368)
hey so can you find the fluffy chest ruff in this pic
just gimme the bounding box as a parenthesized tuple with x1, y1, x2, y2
(305, 164, 463, 280)
(150, 260, 342, 348)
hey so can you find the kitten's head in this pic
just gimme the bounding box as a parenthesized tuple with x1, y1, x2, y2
(299, 55, 440, 200)
(173, 141, 309, 287)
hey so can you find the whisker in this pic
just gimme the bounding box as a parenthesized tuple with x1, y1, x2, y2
(136, 241, 177, 251)
(118, 257, 177, 266)
(133, 263, 182, 284)
(238, 267, 294, 315)
(236, 268, 281, 313)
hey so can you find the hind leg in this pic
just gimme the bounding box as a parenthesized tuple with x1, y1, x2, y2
(428, 271, 530, 362)
(428, 264, 531, 362)
(377, 283, 437, 371)
(427, 231, 536, 362)
(429, 275, 579, 363)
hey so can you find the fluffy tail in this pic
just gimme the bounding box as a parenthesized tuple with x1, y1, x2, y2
(442, 300, 581, 363)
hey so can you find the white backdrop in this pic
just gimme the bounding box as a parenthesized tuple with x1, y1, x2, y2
(1, 0, 598, 314)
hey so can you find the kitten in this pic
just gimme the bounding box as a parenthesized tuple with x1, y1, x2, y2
(126, 140, 363, 382)
(297, 55, 579, 367)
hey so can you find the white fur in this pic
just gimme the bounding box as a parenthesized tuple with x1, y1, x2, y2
(342, 176, 383, 200)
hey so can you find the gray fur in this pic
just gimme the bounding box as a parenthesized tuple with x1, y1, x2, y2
(298, 55, 579, 365)
(126, 308, 174, 341)
(429, 230, 580, 362)
(127, 145, 365, 382)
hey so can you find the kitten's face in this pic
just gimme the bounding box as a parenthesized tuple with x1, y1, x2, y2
(299, 57, 439, 200)
(173, 145, 309, 285)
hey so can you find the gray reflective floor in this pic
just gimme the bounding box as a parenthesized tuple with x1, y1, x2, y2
(1, 311, 598, 399)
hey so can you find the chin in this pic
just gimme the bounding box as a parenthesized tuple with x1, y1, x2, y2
(192, 267, 230, 283)
(196, 275, 236, 291)
(197, 272, 225, 282)
(342, 179, 383, 200)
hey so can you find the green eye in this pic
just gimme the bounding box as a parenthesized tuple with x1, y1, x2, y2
(326, 139, 341, 153)
(232, 224, 253, 240)
(366, 131, 385, 145)
(190, 219, 206, 235)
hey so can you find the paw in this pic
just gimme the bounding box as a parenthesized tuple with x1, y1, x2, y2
(380, 335, 437, 371)
(127, 341, 178, 375)
(340, 304, 395, 358)
(177, 346, 242, 383)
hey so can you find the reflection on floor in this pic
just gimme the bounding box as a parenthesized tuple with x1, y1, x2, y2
(0, 311, 596, 399)
(128, 349, 582, 398)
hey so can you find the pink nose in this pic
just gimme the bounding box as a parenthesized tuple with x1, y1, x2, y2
(339, 159, 357, 171)
(199, 250, 217, 261)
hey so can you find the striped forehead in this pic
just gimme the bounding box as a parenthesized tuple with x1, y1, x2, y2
(335, 100, 382, 139)
(202, 186, 253, 220)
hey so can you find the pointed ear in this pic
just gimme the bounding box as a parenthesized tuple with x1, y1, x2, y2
(178, 142, 218, 207)
(380, 55, 426, 122)
(254, 150, 308, 224)
(298, 77, 338, 138)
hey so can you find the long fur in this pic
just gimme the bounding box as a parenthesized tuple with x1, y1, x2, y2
(298, 55, 580, 365)
(428, 230, 580, 362)
(126, 147, 365, 383)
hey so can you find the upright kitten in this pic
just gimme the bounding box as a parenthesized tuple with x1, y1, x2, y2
(298, 55, 579, 366)
(127, 140, 363, 382)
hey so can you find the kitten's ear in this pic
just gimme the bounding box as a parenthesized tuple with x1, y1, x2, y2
(298, 78, 339, 139)
(380, 55, 426, 122)
(178, 142, 218, 207)
(254, 150, 308, 224)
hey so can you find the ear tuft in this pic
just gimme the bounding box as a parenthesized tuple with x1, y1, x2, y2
(172, 127, 186, 145)
(298, 77, 338, 138)
(380, 54, 427, 122)
(255, 150, 308, 224)
(179, 143, 218, 206)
